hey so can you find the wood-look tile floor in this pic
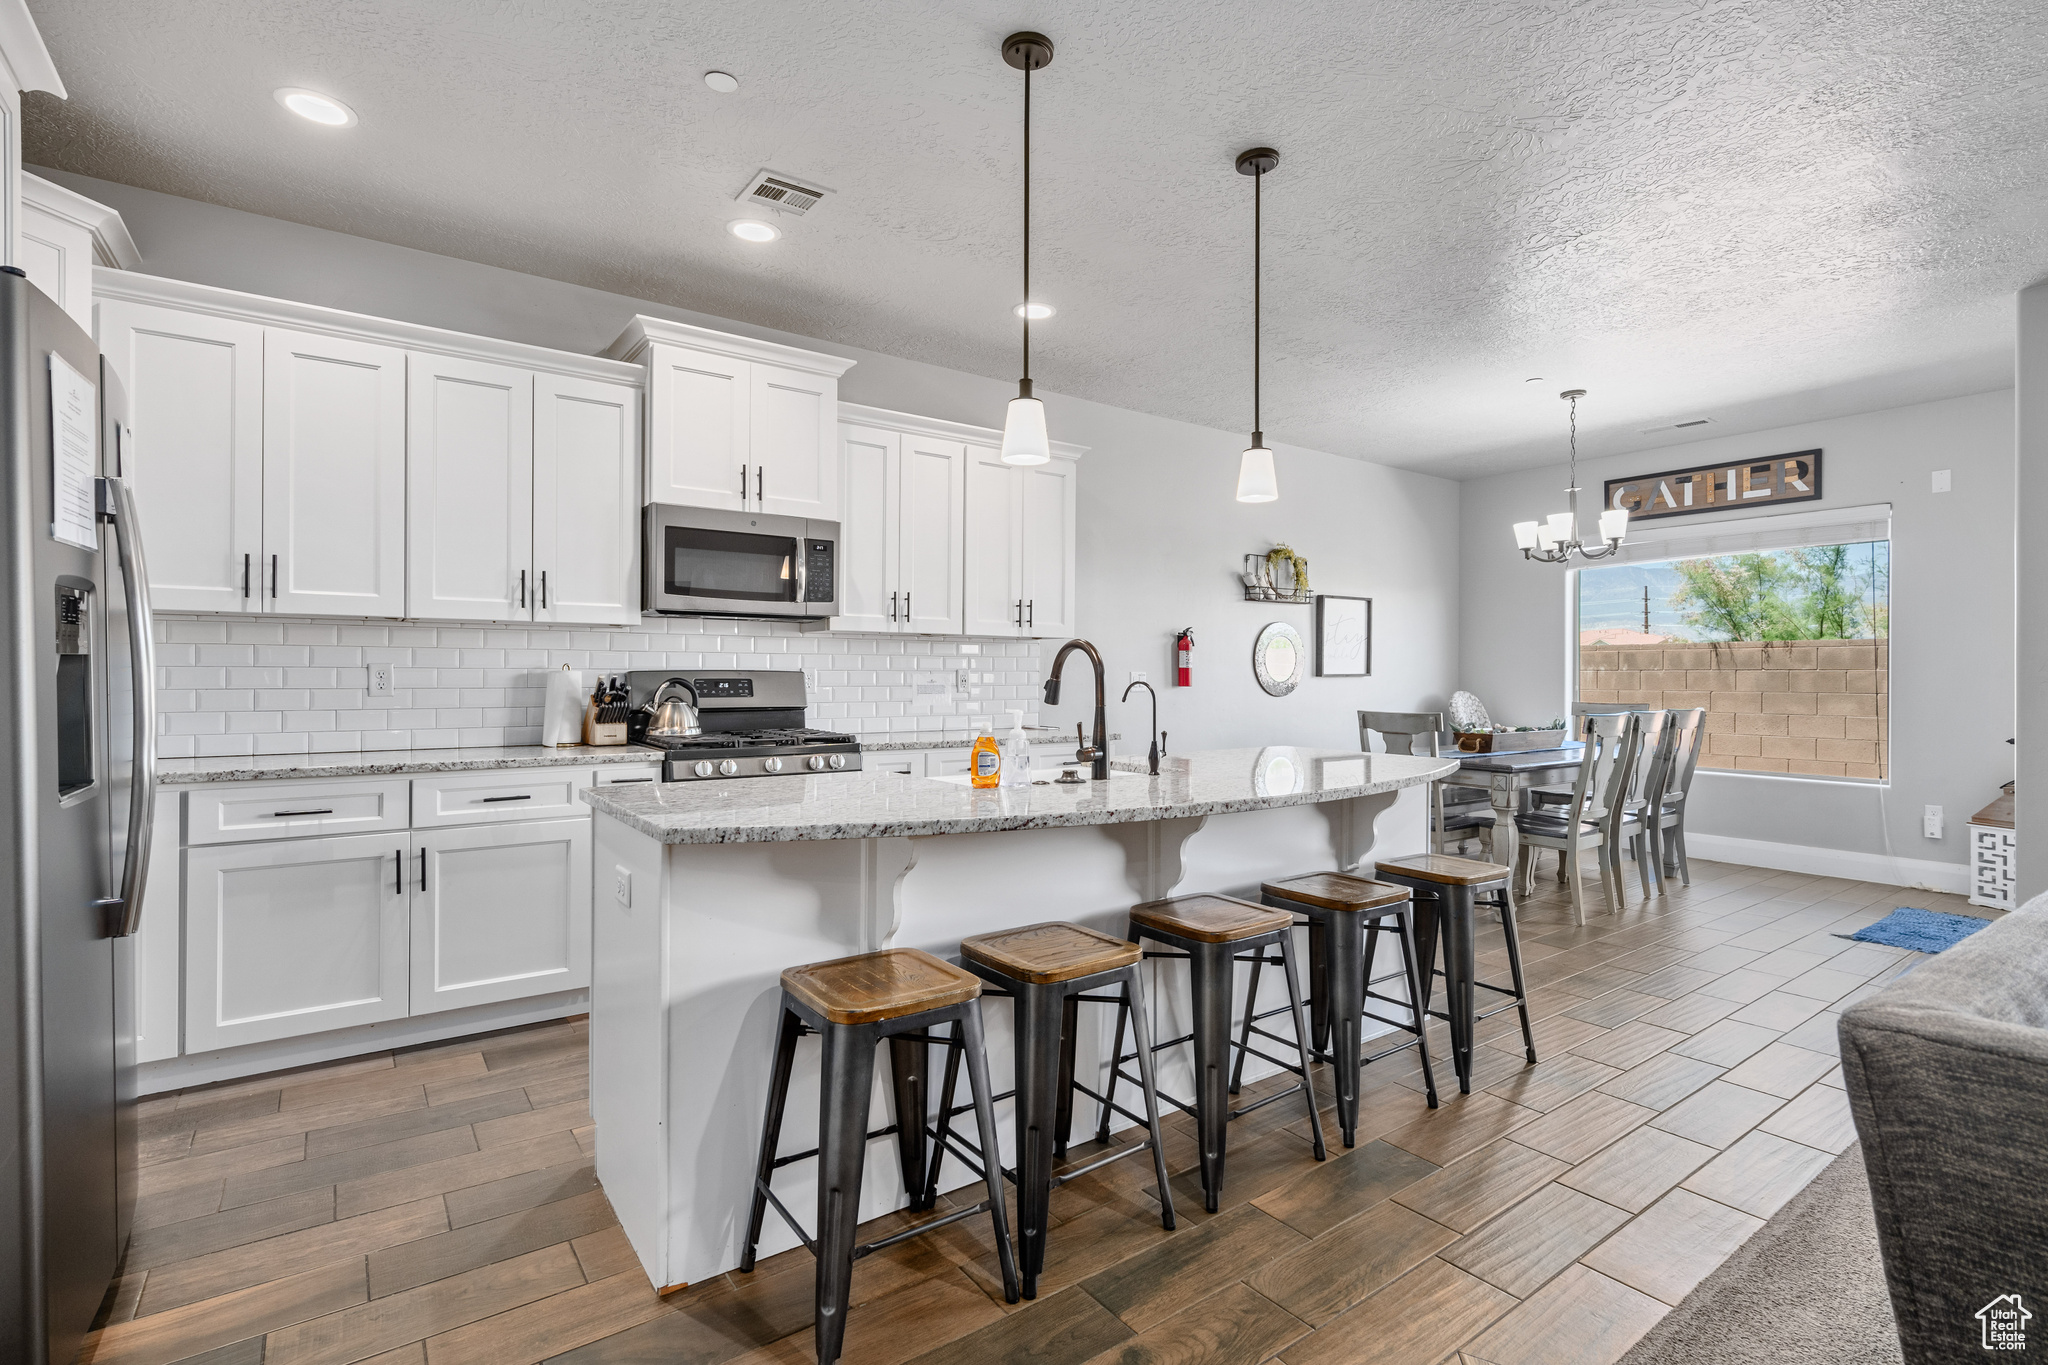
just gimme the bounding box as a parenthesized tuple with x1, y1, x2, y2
(83, 860, 1991, 1365)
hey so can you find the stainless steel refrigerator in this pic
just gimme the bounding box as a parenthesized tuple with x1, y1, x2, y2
(0, 266, 155, 1364)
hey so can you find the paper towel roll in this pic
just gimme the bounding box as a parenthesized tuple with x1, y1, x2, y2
(542, 666, 585, 747)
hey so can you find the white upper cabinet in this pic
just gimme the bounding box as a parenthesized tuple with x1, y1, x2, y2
(21, 172, 137, 332)
(836, 424, 899, 633)
(898, 432, 966, 634)
(264, 328, 408, 617)
(607, 317, 854, 519)
(92, 273, 644, 623)
(407, 354, 534, 622)
(95, 298, 265, 613)
(963, 438, 1082, 638)
(534, 374, 641, 625)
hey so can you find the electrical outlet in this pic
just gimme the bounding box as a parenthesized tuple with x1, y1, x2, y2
(613, 865, 633, 906)
(367, 663, 393, 697)
(1931, 469, 1952, 493)
(1923, 805, 1944, 839)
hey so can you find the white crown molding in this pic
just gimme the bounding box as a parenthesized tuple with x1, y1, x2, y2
(0, 0, 62, 96)
(1684, 831, 1967, 895)
(92, 268, 642, 385)
(604, 314, 858, 378)
(24, 172, 140, 268)
(838, 400, 1088, 460)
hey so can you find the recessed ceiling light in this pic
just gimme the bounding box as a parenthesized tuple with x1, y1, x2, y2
(1014, 302, 1055, 320)
(728, 219, 781, 243)
(704, 71, 740, 94)
(273, 87, 356, 127)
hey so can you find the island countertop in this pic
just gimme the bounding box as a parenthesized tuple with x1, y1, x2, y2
(579, 746, 1456, 844)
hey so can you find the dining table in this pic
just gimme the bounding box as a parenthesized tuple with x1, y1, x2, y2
(1454, 744, 1587, 875)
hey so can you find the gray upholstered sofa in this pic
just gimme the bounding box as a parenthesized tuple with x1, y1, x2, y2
(1839, 894, 2048, 1364)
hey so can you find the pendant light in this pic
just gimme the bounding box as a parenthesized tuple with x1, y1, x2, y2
(999, 31, 1054, 466)
(1235, 147, 1280, 502)
(1513, 389, 1629, 562)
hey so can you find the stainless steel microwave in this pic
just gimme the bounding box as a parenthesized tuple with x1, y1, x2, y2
(642, 504, 839, 619)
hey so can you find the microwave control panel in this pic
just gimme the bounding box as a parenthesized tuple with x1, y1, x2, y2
(803, 540, 835, 602)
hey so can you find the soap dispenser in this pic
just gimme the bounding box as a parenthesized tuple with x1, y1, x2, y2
(1000, 709, 1032, 787)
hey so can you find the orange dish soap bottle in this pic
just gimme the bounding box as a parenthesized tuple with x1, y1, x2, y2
(970, 720, 1002, 789)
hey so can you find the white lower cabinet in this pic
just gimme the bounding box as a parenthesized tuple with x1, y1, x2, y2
(411, 818, 591, 1015)
(185, 831, 412, 1052)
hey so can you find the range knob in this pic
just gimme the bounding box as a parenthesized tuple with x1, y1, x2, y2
(692, 761, 714, 778)
(762, 757, 783, 773)
(827, 753, 847, 769)
(718, 759, 740, 777)
(807, 754, 827, 771)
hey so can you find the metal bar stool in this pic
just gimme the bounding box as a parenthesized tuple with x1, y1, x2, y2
(740, 948, 1020, 1365)
(1233, 873, 1440, 1147)
(1372, 854, 1538, 1094)
(923, 922, 1176, 1299)
(1100, 894, 1327, 1213)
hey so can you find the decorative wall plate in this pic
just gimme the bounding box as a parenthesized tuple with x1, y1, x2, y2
(1253, 621, 1305, 696)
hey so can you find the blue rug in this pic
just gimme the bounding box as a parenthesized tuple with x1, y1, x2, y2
(1842, 907, 1991, 954)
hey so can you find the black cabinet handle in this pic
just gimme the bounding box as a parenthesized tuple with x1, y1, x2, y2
(739, 464, 748, 502)
(540, 571, 547, 609)
(519, 569, 527, 609)
(479, 794, 533, 803)
(395, 848, 403, 894)
(269, 808, 334, 817)
(418, 848, 427, 892)
(904, 591, 911, 620)
(611, 777, 653, 784)
(271, 554, 279, 598)
(756, 465, 764, 504)
(889, 591, 898, 622)
(1027, 599, 1034, 628)
(242, 553, 250, 599)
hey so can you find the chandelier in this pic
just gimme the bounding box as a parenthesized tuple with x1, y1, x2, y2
(1514, 389, 1628, 563)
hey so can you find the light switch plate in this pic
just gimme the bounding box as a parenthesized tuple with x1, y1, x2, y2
(613, 865, 632, 906)
(1931, 469, 1952, 493)
(1129, 671, 1147, 686)
(368, 663, 393, 697)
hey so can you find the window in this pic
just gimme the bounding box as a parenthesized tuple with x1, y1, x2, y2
(1577, 540, 1890, 779)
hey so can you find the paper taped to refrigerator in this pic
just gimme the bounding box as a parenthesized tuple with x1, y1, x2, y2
(49, 352, 97, 551)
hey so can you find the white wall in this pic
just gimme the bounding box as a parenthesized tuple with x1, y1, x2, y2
(45, 169, 1463, 754)
(1460, 390, 2014, 874)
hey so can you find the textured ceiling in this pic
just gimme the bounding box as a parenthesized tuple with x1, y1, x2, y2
(23, 0, 2048, 477)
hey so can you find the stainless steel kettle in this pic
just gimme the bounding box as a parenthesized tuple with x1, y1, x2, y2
(643, 678, 702, 739)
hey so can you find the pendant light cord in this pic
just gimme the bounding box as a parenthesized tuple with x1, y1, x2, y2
(1252, 165, 1262, 442)
(1022, 60, 1031, 385)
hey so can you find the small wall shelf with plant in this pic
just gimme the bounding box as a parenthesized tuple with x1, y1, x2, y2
(1243, 544, 1311, 603)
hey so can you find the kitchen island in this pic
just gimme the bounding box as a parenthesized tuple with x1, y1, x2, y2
(581, 746, 1457, 1290)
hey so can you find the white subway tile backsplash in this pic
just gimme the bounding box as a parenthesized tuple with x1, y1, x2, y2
(154, 614, 1045, 754)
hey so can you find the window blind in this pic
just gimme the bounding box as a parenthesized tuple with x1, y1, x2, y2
(1605, 501, 1891, 565)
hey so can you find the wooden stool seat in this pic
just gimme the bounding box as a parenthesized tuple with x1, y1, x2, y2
(1375, 853, 1513, 887)
(780, 948, 980, 1026)
(1263, 872, 1409, 913)
(960, 921, 1141, 984)
(1130, 893, 1291, 944)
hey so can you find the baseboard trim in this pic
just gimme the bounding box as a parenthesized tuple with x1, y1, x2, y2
(138, 989, 588, 1095)
(1686, 833, 1968, 894)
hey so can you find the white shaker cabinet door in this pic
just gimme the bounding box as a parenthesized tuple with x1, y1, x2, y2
(751, 361, 839, 520)
(835, 423, 899, 632)
(263, 329, 407, 617)
(535, 373, 640, 625)
(411, 818, 591, 1015)
(898, 433, 966, 634)
(407, 354, 535, 622)
(962, 445, 1021, 637)
(1017, 457, 1077, 638)
(184, 832, 411, 1051)
(645, 344, 748, 511)
(94, 300, 265, 613)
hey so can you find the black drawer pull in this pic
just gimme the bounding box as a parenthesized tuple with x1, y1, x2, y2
(610, 778, 654, 784)
(270, 808, 334, 817)
(479, 794, 534, 803)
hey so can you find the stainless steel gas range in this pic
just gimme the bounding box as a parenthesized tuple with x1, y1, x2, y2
(622, 668, 862, 782)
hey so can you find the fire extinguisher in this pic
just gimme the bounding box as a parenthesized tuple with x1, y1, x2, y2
(1175, 628, 1194, 687)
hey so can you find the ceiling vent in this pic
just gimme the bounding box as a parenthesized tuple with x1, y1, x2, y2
(1638, 417, 1712, 435)
(738, 169, 831, 218)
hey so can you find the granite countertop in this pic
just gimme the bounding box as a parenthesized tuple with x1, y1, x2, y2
(580, 747, 1456, 845)
(861, 729, 1069, 752)
(156, 745, 666, 786)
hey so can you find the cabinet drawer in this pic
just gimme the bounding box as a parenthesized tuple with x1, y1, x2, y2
(867, 751, 926, 778)
(592, 764, 662, 787)
(187, 779, 411, 845)
(411, 769, 595, 827)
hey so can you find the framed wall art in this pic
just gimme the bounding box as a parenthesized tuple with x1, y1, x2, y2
(1315, 595, 1371, 677)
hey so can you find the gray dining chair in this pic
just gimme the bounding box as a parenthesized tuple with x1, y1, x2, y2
(1511, 712, 1640, 925)
(1536, 705, 1667, 892)
(1358, 711, 1494, 857)
(1651, 708, 1706, 884)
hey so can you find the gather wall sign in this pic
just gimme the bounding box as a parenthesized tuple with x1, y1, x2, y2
(1603, 448, 1822, 523)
